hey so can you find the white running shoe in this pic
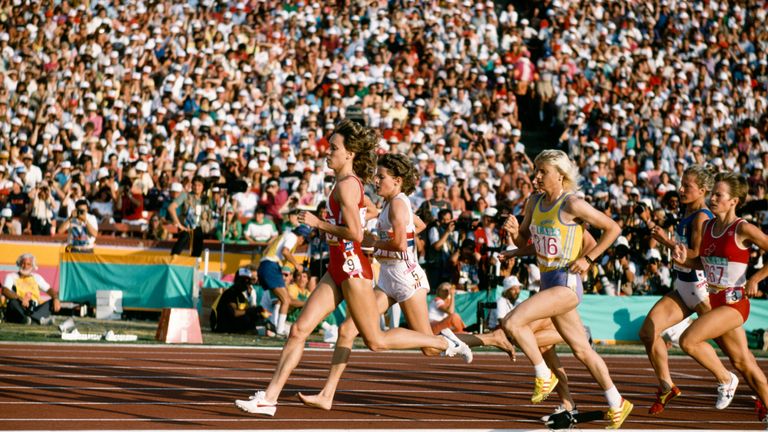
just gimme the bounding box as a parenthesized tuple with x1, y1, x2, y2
(540, 404, 579, 422)
(235, 390, 277, 416)
(715, 371, 739, 409)
(440, 328, 473, 363)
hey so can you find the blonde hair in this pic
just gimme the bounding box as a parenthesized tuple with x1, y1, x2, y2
(534, 149, 580, 192)
(684, 164, 716, 192)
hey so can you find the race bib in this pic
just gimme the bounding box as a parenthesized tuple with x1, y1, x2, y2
(343, 252, 363, 275)
(724, 287, 744, 304)
(532, 226, 562, 259)
(703, 256, 728, 287)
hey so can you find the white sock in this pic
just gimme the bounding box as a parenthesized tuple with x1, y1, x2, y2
(276, 313, 288, 335)
(605, 386, 622, 409)
(380, 314, 387, 330)
(271, 302, 281, 326)
(390, 303, 401, 329)
(534, 362, 551, 379)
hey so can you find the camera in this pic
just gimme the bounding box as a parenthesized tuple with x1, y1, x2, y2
(454, 216, 474, 232)
(633, 202, 647, 216)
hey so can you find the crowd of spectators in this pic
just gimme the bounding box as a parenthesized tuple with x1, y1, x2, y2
(1, 0, 768, 297)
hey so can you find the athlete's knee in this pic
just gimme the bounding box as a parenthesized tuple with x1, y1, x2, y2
(638, 320, 658, 345)
(363, 336, 388, 352)
(502, 315, 521, 336)
(568, 342, 594, 362)
(288, 319, 315, 339)
(678, 333, 697, 354)
(337, 321, 359, 343)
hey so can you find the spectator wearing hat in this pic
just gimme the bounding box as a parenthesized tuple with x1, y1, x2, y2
(116, 177, 145, 228)
(260, 178, 288, 228)
(0, 204, 18, 235)
(57, 198, 99, 253)
(28, 183, 57, 236)
(489, 275, 524, 329)
(581, 165, 608, 197)
(416, 178, 452, 224)
(168, 176, 212, 257)
(18, 151, 42, 190)
(257, 224, 311, 337)
(159, 182, 184, 222)
(2, 253, 59, 325)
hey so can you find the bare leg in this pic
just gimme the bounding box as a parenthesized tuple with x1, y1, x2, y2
(639, 292, 692, 390)
(542, 345, 574, 411)
(718, 327, 768, 407)
(460, 329, 516, 360)
(341, 277, 448, 352)
(399, 289, 442, 356)
(262, 273, 342, 403)
(299, 289, 393, 410)
(679, 307, 746, 385)
(552, 307, 616, 392)
(503, 286, 578, 366)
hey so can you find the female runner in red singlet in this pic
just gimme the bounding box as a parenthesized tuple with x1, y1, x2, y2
(235, 119, 470, 417)
(673, 172, 768, 419)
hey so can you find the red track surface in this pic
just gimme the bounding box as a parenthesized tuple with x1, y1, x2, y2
(0, 343, 764, 430)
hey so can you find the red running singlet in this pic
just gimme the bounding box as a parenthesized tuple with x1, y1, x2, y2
(700, 218, 751, 322)
(325, 175, 373, 286)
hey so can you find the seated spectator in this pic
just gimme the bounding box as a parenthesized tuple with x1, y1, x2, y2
(116, 179, 146, 227)
(428, 282, 466, 335)
(285, 268, 310, 323)
(0, 207, 20, 235)
(216, 206, 243, 244)
(211, 265, 271, 334)
(489, 276, 523, 329)
(90, 186, 115, 224)
(144, 214, 169, 241)
(243, 206, 278, 244)
(2, 253, 59, 325)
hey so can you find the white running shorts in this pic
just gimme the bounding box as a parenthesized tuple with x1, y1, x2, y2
(377, 260, 429, 303)
(675, 279, 708, 310)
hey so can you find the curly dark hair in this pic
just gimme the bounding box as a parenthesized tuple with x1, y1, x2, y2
(377, 153, 419, 195)
(331, 118, 378, 184)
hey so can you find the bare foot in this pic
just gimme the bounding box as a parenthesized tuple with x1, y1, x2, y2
(491, 329, 517, 361)
(297, 392, 333, 410)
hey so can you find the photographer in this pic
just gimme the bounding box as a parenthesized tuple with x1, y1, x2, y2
(57, 198, 98, 253)
(211, 265, 271, 334)
(424, 208, 458, 291)
(29, 184, 57, 236)
(168, 176, 211, 257)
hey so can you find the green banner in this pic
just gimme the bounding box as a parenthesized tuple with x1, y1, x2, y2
(201, 275, 768, 342)
(60, 253, 197, 309)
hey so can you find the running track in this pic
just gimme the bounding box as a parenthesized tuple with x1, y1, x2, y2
(0, 342, 764, 431)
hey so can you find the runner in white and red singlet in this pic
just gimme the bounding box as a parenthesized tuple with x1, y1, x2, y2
(234, 119, 472, 417)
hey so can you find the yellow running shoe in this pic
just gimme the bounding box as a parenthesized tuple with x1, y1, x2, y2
(605, 399, 633, 429)
(531, 374, 559, 403)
